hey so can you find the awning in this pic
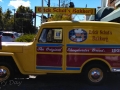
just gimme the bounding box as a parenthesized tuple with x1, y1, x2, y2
(89, 7, 114, 21)
(101, 7, 120, 21)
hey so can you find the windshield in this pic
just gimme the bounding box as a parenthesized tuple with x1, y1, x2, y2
(39, 29, 47, 42)
(2, 33, 13, 37)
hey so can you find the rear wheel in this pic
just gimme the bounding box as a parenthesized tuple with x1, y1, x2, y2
(0, 63, 14, 82)
(84, 64, 107, 85)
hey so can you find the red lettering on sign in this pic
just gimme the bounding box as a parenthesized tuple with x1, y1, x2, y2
(53, 8, 66, 13)
(44, 8, 51, 12)
(37, 7, 41, 12)
(72, 9, 93, 14)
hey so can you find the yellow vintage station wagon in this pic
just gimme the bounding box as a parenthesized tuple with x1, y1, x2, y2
(0, 21, 120, 85)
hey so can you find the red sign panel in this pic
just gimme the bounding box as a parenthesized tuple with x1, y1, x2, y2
(67, 48, 120, 54)
(37, 47, 62, 52)
(36, 54, 62, 66)
(66, 55, 120, 67)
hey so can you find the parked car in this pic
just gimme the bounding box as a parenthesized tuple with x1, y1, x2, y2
(1, 31, 19, 42)
(0, 31, 3, 36)
(17, 33, 24, 37)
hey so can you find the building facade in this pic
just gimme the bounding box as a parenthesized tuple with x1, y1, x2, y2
(87, 0, 120, 22)
(101, 0, 108, 7)
(107, 0, 116, 8)
(115, 0, 120, 8)
(101, 0, 117, 8)
(101, 0, 120, 23)
(106, 0, 120, 8)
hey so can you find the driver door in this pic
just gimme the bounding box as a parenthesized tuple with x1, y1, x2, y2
(35, 28, 65, 72)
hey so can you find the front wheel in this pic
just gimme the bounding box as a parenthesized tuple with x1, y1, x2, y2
(84, 64, 107, 85)
(0, 63, 14, 82)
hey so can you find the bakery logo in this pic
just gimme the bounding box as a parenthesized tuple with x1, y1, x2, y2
(69, 28, 87, 42)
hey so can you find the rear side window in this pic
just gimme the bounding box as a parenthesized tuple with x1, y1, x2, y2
(39, 28, 63, 43)
(2, 33, 13, 37)
(14, 33, 19, 37)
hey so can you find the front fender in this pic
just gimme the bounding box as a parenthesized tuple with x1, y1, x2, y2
(0, 52, 25, 74)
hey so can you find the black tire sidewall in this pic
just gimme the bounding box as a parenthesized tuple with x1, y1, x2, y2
(84, 64, 107, 85)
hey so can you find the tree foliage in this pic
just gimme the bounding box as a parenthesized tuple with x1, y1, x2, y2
(15, 5, 37, 33)
(15, 34, 35, 42)
(0, 5, 37, 34)
(0, 7, 14, 30)
(0, 7, 3, 29)
(47, 0, 74, 21)
(3, 9, 13, 30)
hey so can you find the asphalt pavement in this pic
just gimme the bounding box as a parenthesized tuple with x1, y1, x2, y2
(0, 73, 120, 90)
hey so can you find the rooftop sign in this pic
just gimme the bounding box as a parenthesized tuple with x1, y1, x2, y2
(35, 7, 96, 15)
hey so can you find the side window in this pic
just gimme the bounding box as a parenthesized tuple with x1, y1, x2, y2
(39, 28, 63, 43)
(14, 33, 19, 37)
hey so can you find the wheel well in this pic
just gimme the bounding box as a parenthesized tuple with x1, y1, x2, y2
(81, 60, 110, 73)
(0, 56, 21, 74)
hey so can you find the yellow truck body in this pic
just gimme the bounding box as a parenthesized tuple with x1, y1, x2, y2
(0, 21, 120, 85)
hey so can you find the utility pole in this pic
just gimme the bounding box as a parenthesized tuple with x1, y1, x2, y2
(48, 0, 50, 18)
(59, 0, 60, 7)
(22, 20, 23, 35)
(12, 9, 15, 31)
(42, 0, 44, 23)
(34, 7, 36, 27)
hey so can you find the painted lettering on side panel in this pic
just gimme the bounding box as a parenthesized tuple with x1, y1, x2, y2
(67, 48, 120, 54)
(37, 47, 62, 52)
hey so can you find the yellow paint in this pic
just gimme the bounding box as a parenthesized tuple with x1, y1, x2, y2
(0, 21, 120, 75)
(35, 7, 96, 15)
(66, 27, 120, 44)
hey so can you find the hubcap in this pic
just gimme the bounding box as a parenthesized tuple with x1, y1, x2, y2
(0, 66, 10, 82)
(88, 68, 103, 83)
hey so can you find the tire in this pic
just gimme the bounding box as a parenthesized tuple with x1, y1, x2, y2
(84, 64, 107, 85)
(0, 62, 14, 82)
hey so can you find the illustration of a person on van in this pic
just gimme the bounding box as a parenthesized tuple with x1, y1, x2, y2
(70, 29, 85, 42)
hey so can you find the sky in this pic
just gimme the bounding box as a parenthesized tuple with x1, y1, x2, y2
(0, 0, 101, 27)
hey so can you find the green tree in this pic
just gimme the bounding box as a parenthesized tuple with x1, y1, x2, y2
(2, 9, 13, 30)
(48, 0, 74, 21)
(0, 6, 3, 30)
(0, 7, 15, 31)
(15, 5, 37, 34)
